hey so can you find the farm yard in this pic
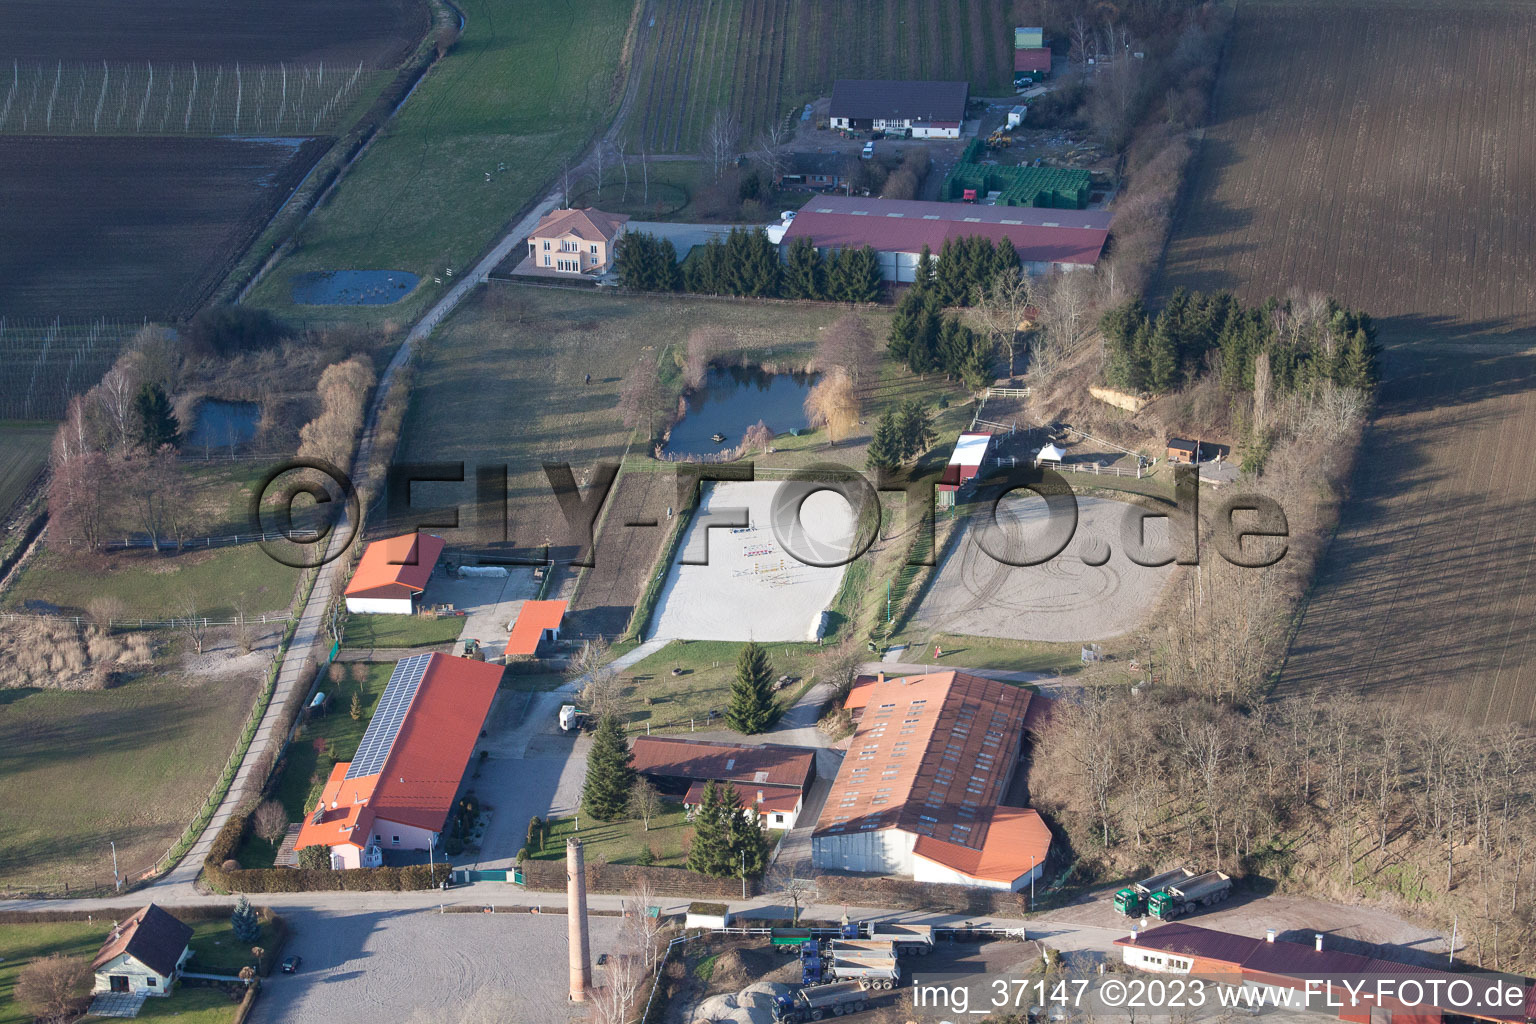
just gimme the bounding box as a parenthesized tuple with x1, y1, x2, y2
(1157, 1, 1536, 724)
(0, 0, 428, 65)
(0, 136, 330, 322)
(624, 0, 1015, 154)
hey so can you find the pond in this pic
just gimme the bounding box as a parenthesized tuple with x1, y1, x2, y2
(185, 399, 260, 450)
(290, 269, 420, 306)
(665, 366, 821, 456)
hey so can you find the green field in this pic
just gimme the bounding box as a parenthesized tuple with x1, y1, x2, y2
(2, 544, 300, 621)
(236, 662, 393, 867)
(3, 459, 303, 620)
(617, 640, 822, 733)
(341, 613, 466, 649)
(0, 421, 52, 517)
(0, 920, 99, 1024)
(527, 801, 692, 866)
(246, 0, 636, 326)
(0, 668, 264, 894)
(136, 987, 242, 1024)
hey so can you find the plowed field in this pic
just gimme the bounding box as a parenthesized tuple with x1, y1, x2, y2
(1160, 1, 1536, 724)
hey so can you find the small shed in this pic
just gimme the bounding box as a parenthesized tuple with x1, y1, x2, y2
(91, 905, 193, 997)
(1036, 442, 1067, 465)
(507, 600, 568, 657)
(1166, 438, 1203, 464)
(938, 432, 994, 506)
(1007, 105, 1028, 129)
(685, 902, 731, 930)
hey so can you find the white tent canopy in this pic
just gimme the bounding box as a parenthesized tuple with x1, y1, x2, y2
(1037, 442, 1067, 463)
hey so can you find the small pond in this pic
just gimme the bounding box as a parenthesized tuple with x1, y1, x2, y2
(290, 269, 420, 306)
(665, 366, 821, 456)
(185, 400, 260, 450)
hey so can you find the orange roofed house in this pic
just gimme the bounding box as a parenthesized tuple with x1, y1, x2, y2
(519, 207, 629, 277)
(294, 652, 501, 869)
(812, 670, 1052, 891)
(343, 533, 445, 615)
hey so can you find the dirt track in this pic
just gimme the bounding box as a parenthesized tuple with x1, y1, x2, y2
(1161, 1, 1536, 724)
(912, 496, 1174, 643)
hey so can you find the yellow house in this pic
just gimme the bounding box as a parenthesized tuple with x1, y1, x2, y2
(523, 207, 629, 276)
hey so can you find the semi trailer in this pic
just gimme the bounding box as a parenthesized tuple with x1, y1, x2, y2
(1113, 867, 1198, 916)
(1147, 871, 1232, 920)
(864, 924, 934, 956)
(773, 982, 874, 1022)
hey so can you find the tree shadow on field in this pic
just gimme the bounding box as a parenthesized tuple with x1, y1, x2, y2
(1277, 342, 1536, 724)
(1153, 137, 1256, 301)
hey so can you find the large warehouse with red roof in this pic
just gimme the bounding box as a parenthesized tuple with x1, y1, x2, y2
(781, 196, 1110, 283)
(294, 652, 501, 869)
(811, 670, 1052, 891)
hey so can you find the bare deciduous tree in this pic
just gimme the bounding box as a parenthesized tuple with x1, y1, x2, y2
(179, 591, 210, 656)
(617, 358, 669, 439)
(684, 326, 734, 389)
(704, 109, 741, 180)
(254, 799, 289, 845)
(15, 954, 90, 1024)
(623, 876, 666, 969)
(752, 122, 789, 183)
(975, 272, 1036, 377)
(803, 368, 859, 445)
(817, 313, 878, 391)
(630, 778, 662, 831)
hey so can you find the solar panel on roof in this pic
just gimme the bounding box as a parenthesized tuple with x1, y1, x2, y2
(1000, 219, 1022, 225)
(346, 653, 431, 778)
(886, 212, 904, 217)
(922, 214, 940, 220)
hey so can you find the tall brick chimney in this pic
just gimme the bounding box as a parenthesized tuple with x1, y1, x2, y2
(567, 838, 591, 1002)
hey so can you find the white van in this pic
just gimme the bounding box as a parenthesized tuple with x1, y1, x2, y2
(861, 142, 875, 159)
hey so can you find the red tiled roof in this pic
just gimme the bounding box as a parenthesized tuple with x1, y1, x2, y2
(1118, 924, 1535, 1022)
(1015, 48, 1052, 73)
(632, 736, 815, 790)
(345, 533, 445, 598)
(784, 197, 1108, 267)
(815, 671, 1038, 859)
(296, 654, 501, 850)
(683, 779, 802, 814)
(531, 207, 629, 243)
(912, 805, 1051, 884)
(506, 600, 567, 656)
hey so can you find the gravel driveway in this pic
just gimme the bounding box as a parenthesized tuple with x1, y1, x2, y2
(250, 908, 623, 1024)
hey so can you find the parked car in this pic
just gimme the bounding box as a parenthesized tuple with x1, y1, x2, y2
(281, 956, 302, 974)
(861, 142, 875, 159)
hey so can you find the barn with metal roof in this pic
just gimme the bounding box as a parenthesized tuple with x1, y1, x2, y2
(810, 670, 1052, 891)
(294, 652, 501, 869)
(781, 196, 1110, 282)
